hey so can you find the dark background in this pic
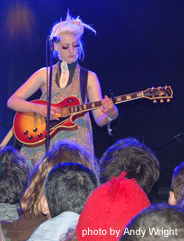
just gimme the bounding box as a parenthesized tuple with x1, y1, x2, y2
(1, 0, 184, 199)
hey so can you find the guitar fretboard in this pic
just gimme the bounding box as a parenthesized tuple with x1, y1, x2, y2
(68, 91, 143, 114)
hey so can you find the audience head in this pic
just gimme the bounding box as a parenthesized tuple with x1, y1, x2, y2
(76, 171, 150, 241)
(100, 137, 160, 195)
(169, 161, 184, 208)
(21, 140, 99, 216)
(0, 146, 29, 204)
(120, 203, 184, 241)
(41, 162, 98, 218)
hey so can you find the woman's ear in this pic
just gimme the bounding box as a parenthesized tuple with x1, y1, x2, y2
(168, 191, 177, 205)
(40, 195, 50, 216)
(54, 42, 60, 52)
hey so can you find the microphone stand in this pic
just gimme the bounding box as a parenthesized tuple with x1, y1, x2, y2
(154, 132, 184, 171)
(45, 40, 54, 152)
(154, 132, 184, 150)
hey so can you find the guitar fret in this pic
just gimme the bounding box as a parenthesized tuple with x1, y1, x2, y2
(116, 97, 122, 102)
(126, 95, 132, 100)
(87, 101, 102, 110)
(114, 91, 143, 104)
(70, 107, 74, 113)
(137, 92, 142, 97)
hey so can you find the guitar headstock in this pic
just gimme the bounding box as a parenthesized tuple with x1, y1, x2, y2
(143, 86, 173, 103)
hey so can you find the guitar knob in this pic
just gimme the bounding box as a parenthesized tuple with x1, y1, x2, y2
(160, 99, 164, 103)
(24, 130, 28, 135)
(28, 135, 33, 140)
(38, 133, 43, 138)
(153, 100, 157, 103)
(33, 128, 38, 132)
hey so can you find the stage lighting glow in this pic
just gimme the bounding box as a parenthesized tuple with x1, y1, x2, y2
(5, 3, 35, 42)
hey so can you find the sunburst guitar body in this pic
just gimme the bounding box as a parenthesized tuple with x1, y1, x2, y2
(13, 97, 82, 147)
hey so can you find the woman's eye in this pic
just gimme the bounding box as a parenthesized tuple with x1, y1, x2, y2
(73, 44, 80, 48)
(62, 46, 69, 50)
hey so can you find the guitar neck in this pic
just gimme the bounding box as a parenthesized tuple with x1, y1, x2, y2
(68, 91, 143, 114)
(113, 91, 143, 105)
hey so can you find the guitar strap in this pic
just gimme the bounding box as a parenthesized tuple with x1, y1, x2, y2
(0, 127, 13, 147)
(80, 67, 88, 104)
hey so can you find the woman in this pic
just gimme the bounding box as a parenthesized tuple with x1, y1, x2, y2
(7, 11, 119, 165)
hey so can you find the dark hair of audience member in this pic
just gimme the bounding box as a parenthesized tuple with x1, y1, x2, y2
(44, 162, 98, 218)
(120, 203, 184, 241)
(100, 137, 159, 195)
(0, 146, 29, 204)
(170, 162, 184, 208)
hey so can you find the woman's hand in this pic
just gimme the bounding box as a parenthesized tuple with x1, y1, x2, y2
(35, 104, 60, 120)
(100, 95, 118, 119)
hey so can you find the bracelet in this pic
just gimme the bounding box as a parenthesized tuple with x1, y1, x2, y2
(107, 115, 118, 122)
(107, 114, 118, 136)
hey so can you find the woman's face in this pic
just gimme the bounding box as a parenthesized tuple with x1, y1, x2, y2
(55, 32, 80, 63)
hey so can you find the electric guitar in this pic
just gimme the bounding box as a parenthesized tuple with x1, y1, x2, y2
(13, 86, 173, 147)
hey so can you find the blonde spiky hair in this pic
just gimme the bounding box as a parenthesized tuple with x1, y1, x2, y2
(50, 10, 96, 60)
(50, 9, 96, 39)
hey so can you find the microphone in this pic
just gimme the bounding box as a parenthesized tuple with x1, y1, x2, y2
(48, 36, 62, 43)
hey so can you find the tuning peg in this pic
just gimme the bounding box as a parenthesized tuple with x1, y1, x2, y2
(160, 99, 164, 103)
(153, 100, 157, 103)
(167, 99, 170, 102)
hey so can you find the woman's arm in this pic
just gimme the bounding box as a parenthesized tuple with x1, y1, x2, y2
(87, 71, 119, 127)
(7, 67, 59, 119)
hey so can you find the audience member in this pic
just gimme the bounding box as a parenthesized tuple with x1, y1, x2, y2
(76, 171, 150, 241)
(1, 140, 99, 241)
(119, 203, 184, 241)
(169, 161, 184, 208)
(100, 137, 160, 196)
(0, 146, 29, 222)
(28, 162, 98, 240)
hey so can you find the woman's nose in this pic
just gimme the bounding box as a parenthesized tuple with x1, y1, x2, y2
(69, 45, 74, 53)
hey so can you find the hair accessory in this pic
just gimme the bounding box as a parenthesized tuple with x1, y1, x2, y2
(51, 9, 96, 39)
(65, 9, 96, 35)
